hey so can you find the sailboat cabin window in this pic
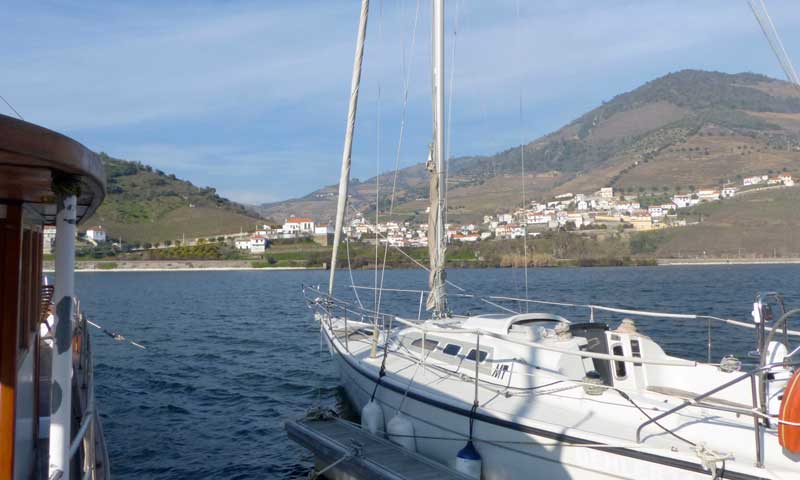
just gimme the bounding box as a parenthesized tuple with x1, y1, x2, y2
(466, 349, 488, 363)
(411, 338, 439, 351)
(442, 344, 461, 356)
(612, 344, 627, 379)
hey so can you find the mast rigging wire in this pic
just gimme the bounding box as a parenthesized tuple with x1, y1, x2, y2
(747, 0, 800, 85)
(374, 0, 384, 313)
(0, 94, 24, 120)
(515, 0, 529, 309)
(374, 0, 423, 317)
(443, 0, 462, 228)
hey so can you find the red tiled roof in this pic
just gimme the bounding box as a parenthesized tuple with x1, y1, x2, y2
(286, 217, 313, 223)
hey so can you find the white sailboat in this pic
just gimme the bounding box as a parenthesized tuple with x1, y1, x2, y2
(310, 1, 800, 478)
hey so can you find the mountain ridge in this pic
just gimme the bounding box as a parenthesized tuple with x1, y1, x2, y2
(256, 69, 800, 223)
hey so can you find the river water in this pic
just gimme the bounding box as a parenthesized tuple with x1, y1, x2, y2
(75, 265, 800, 479)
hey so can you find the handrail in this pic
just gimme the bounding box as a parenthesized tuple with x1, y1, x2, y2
(66, 311, 103, 480)
(635, 361, 799, 444)
(309, 291, 696, 367)
(338, 284, 800, 336)
(68, 407, 94, 457)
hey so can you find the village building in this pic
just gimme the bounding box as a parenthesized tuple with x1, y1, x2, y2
(314, 224, 333, 236)
(249, 236, 267, 253)
(743, 175, 768, 187)
(86, 226, 106, 242)
(672, 194, 697, 209)
(696, 189, 721, 202)
(451, 233, 480, 242)
(283, 217, 315, 236)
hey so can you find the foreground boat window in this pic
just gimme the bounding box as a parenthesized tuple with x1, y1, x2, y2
(442, 343, 461, 356)
(411, 338, 439, 351)
(612, 344, 627, 379)
(466, 349, 488, 363)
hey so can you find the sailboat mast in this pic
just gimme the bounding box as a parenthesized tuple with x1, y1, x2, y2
(427, 0, 447, 316)
(329, 0, 370, 297)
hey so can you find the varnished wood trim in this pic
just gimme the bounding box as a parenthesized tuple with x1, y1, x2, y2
(0, 202, 22, 478)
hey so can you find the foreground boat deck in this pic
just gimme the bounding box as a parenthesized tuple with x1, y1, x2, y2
(286, 414, 472, 480)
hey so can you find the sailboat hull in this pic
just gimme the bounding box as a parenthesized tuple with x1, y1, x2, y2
(325, 331, 777, 480)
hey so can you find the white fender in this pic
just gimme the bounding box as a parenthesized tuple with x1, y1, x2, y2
(387, 413, 416, 451)
(455, 440, 482, 479)
(361, 400, 385, 435)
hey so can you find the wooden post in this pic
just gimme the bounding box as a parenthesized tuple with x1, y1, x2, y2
(0, 203, 23, 478)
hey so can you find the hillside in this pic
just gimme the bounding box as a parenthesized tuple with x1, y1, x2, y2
(258, 69, 800, 223)
(635, 186, 800, 258)
(86, 154, 265, 243)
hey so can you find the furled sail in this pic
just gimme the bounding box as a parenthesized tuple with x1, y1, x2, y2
(426, 146, 447, 313)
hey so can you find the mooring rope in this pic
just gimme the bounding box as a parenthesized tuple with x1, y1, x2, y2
(85, 319, 146, 349)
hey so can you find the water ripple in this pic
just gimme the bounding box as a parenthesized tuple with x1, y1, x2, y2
(76, 267, 800, 479)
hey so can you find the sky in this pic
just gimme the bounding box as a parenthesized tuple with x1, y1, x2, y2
(2, 0, 800, 205)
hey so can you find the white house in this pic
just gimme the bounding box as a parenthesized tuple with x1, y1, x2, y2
(598, 187, 614, 199)
(779, 173, 795, 186)
(576, 200, 589, 211)
(697, 189, 720, 202)
(672, 194, 697, 209)
(314, 224, 333, 236)
(235, 239, 251, 250)
(721, 187, 737, 198)
(498, 213, 513, 223)
(283, 217, 315, 236)
(743, 175, 767, 187)
(86, 226, 107, 242)
(494, 224, 515, 239)
(648, 206, 665, 218)
(249, 236, 267, 253)
(565, 212, 587, 228)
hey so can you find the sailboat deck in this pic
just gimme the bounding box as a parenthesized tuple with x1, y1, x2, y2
(286, 416, 472, 480)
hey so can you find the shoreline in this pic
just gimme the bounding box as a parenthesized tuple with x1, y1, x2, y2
(68, 267, 318, 272)
(657, 258, 800, 266)
(41, 258, 800, 272)
(43, 259, 323, 273)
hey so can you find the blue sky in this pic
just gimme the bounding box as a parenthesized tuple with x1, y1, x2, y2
(2, 1, 799, 204)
